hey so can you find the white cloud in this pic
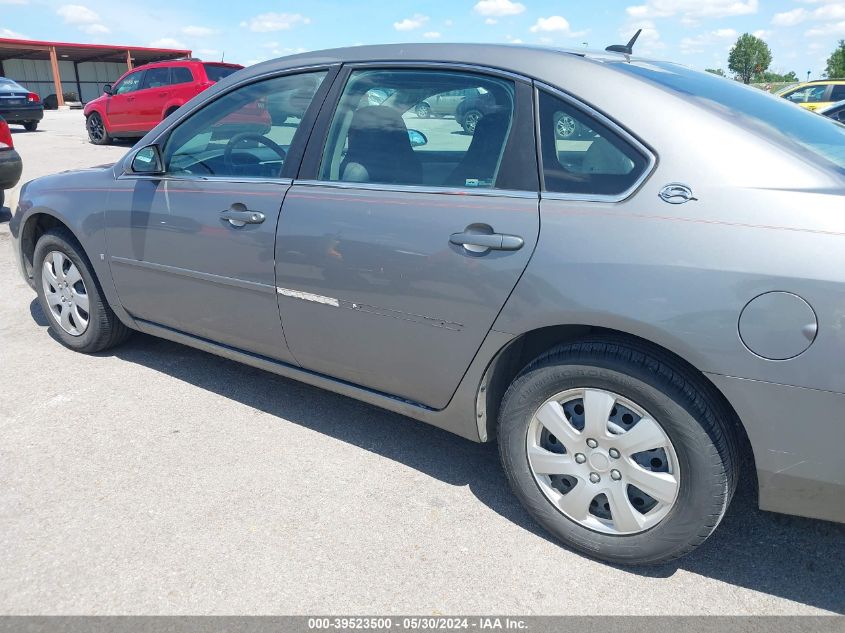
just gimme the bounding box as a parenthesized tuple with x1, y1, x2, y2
(0, 27, 27, 38)
(80, 23, 109, 34)
(56, 4, 110, 35)
(444, 19, 453, 26)
(752, 29, 771, 39)
(806, 20, 845, 37)
(485, 18, 498, 24)
(0, 0, 28, 4)
(181, 25, 217, 37)
(679, 27, 737, 54)
(240, 13, 311, 32)
(620, 20, 664, 53)
(473, 0, 526, 17)
(529, 15, 585, 37)
(57, 4, 100, 24)
(812, 3, 845, 20)
(423, 31, 441, 38)
(772, 8, 807, 26)
(393, 13, 429, 31)
(625, 0, 758, 21)
(149, 37, 187, 49)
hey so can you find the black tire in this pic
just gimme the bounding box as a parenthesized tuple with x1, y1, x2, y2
(86, 112, 111, 145)
(34, 228, 131, 353)
(498, 338, 739, 565)
(24, 121, 38, 132)
(415, 102, 431, 119)
(0, 189, 4, 209)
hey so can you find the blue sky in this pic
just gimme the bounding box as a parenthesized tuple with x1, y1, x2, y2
(1, 0, 843, 78)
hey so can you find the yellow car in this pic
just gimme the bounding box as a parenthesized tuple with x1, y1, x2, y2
(778, 80, 845, 111)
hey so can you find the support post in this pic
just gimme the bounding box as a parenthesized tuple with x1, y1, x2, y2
(49, 46, 65, 108)
(126, 49, 133, 70)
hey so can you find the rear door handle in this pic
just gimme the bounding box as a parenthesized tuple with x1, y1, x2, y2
(449, 231, 524, 252)
(220, 209, 265, 227)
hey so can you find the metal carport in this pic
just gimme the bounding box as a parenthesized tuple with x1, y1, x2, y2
(0, 38, 191, 106)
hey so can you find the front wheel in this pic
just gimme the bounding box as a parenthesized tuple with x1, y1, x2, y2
(86, 112, 111, 145)
(498, 339, 739, 565)
(24, 122, 38, 132)
(554, 113, 579, 139)
(34, 228, 131, 353)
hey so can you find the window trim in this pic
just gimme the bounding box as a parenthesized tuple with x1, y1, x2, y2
(297, 61, 538, 193)
(534, 82, 657, 203)
(118, 64, 341, 183)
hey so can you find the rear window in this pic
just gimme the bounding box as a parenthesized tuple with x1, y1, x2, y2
(610, 61, 845, 175)
(203, 64, 240, 83)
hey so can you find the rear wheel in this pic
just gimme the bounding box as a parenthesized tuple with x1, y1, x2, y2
(461, 109, 483, 134)
(415, 102, 431, 119)
(86, 112, 111, 145)
(34, 228, 131, 353)
(498, 339, 738, 565)
(24, 121, 38, 132)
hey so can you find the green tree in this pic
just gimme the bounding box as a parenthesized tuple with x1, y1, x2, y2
(759, 70, 799, 82)
(825, 40, 845, 78)
(705, 68, 726, 77)
(728, 33, 773, 84)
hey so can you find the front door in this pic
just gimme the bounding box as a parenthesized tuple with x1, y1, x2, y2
(105, 69, 332, 362)
(107, 69, 145, 131)
(275, 67, 539, 409)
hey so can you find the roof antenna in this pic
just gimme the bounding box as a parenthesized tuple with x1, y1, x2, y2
(606, 29, 642, 58)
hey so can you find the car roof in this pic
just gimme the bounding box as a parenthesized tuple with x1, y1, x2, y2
(237, 42, 648, 85)
(793, 79, 845, 87)
(134, 59, 242, 70)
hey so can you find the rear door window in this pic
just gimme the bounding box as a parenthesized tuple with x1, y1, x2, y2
(538, 90, 650, 197)
(830, 85, 845, 102)
(318, 69, 516, 189)
(140, 67, 170, 90)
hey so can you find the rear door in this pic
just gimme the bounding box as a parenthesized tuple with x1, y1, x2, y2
(135, 66, 172, 129)
(274, 65, 539, 409)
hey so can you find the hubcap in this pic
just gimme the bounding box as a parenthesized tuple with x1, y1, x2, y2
(526, 388, 680, 535)
(41, 251, 90, 336)
(465, 112, 481, 133)
(88, 115, 103, 141)
(556, 115, 576, 138)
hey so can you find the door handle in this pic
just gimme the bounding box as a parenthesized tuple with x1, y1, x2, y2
(220, 208, 265, 227)
(449, 230, 524, 252)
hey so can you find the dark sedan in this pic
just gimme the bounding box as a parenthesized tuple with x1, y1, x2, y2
(0, 77, 43, 131)
(820, 99, 845, 123)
